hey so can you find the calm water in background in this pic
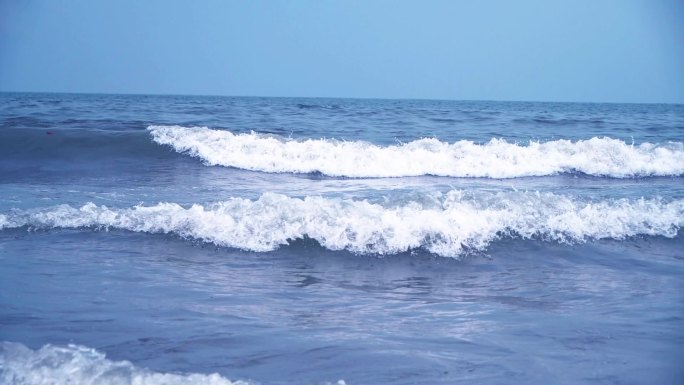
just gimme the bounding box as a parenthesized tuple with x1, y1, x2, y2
(1, 93, 683, 384)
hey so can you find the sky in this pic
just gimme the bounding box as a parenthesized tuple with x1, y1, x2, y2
(0, 0, 682, 103)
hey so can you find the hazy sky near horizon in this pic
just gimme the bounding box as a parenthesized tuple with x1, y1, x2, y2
(1, 0, 682, 103)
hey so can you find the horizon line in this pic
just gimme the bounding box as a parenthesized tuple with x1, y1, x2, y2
(1, 89, 682, 106)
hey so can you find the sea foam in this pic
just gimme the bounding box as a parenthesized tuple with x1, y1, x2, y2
(1, 191, 681, 257)
(0, 342, 248, 385)
(148, 125, 684, 178)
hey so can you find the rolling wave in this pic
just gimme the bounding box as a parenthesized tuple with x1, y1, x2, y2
(0, 342, 249, 385)
(148, 125, 684, 178)
(0, 128, 174, 160)
(2, 191, 681, 258)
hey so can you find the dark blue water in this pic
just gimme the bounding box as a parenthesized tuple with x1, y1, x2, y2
(1, 93, 683, 384)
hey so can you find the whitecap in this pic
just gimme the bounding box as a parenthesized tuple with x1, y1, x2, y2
(0, 342, 249, 385)
(148, 125, 684, 178)
(2, 191, 682, 258)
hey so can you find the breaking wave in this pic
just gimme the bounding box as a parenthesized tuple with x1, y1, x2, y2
(0, 342, 249, 385)
(1, 191, 682, 258)
(148, 125, 684, 178)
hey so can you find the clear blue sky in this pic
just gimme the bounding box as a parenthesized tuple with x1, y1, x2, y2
(1, 0, 682, 103)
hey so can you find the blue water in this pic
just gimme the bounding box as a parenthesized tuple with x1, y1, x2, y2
(1, 93, 683, 384)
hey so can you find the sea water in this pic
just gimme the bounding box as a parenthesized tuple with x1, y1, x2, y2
(1, 93, 683, 384)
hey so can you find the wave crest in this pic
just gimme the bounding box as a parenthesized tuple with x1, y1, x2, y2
(148, 125, 684, 178)
(0, 342, 248, 385)
(2, 192, 682, 258)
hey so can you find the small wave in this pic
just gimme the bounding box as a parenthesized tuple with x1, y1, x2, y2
(1, 128, 175, 160)
(2, 192, 681, 258)
(147, 125, 684, 178)
(0, 342, 249, 385)
(296, 103, 342, 110)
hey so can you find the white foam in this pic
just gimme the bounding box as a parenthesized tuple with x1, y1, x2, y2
(148, 125, 684, 178)
(2, 191, 682, 257)
(0, 342, 249, 385)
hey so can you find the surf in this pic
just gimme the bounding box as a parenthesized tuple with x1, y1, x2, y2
(148, 125, 684, 178)
(0, 342, 250, 385)
(2, 191, 682, 258)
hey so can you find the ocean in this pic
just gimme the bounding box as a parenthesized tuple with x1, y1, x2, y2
(1, 93, 683, 385)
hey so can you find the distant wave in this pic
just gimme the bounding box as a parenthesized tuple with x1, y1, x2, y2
(0, 342, 250, 385)
(148, 125, 684, 178)
(2, 191, 682, 258)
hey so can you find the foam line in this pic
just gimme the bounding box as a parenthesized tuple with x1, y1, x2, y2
(0, 342, 249, 385)
(148, 125, 684, 178)
(2, 191, 682, 257)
